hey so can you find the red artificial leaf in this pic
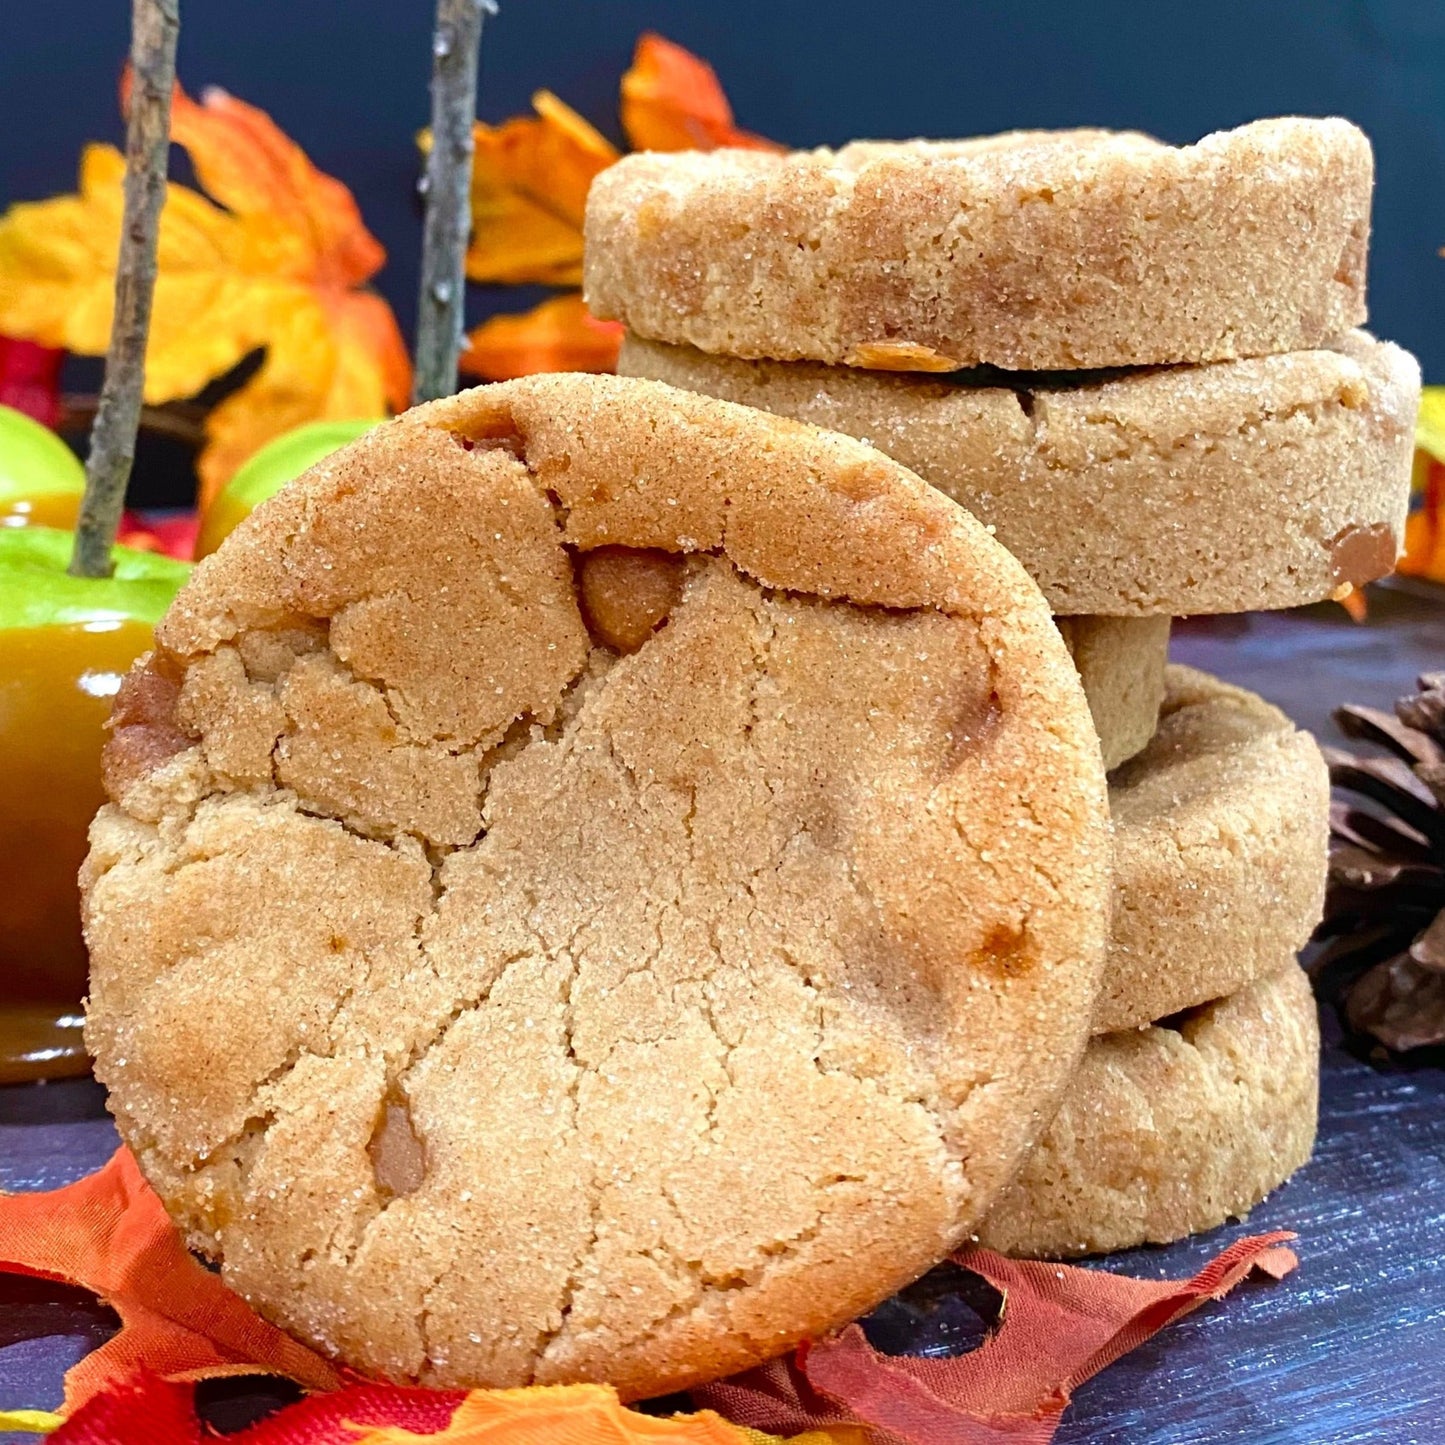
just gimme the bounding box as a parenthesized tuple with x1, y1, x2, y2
(50, 1372, 463, 1445)
(116, 510, 200, 562)
(0, 1149, 343, 1416)
(0, 335, 63, 426)
(694, 1235, 1299, 1444)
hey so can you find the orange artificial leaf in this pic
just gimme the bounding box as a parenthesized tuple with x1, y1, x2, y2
(351, 1383, 759, 1444)
(0, 1149, 343, 1417)
(0, 81, 409, 505)
(198, 287, 404, 504)
(460, 293, 622, 381)
(464, 92, 619, 286)
(166, 81, 386, 291)
(621, 34, 782, 153)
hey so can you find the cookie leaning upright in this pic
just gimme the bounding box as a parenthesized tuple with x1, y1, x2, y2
(585, 118, 1372, 371)
(81, 374, 1110, 1399)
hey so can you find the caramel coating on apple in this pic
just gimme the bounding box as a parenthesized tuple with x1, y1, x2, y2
(577, 546, 686, 653)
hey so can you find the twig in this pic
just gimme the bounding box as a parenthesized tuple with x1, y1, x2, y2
(413, 0, 493, 405)
(69, 0, 180, 579)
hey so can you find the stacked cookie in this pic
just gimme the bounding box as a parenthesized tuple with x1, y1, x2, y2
(587, 117, 1422, 1256)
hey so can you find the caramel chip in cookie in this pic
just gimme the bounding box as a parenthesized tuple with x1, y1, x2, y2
(83, 374, 1109, 1399)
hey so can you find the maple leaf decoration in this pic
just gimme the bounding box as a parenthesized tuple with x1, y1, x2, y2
(1310, 672, 1445, 1055)
(0, 79, 409, 507)
(619, 32, 780, 152)
(460, 34, 782, 382)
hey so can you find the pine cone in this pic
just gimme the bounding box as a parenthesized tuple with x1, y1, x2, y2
(1310, 672, 1445, 1056)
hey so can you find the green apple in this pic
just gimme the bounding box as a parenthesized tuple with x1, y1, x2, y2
(0, 527, 191, 1082)
(0, 524, 190, 629)
(0, 403, 86, 531)
(197, 417, 381, 558)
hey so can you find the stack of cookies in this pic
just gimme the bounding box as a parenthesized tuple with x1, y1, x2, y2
(586, 116, 1422, 1256)
(79, 121, 1420, 1402)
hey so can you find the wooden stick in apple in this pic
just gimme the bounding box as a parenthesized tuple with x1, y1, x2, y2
(413, 0, 495, 405)
(69, 0, 181, 580)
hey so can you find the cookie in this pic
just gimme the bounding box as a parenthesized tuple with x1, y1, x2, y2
(1057, 616, 1167, 772)
(620, 331, 1418, 615)
(979, 963, 1320, 1258)
(587, 118, 1372, 373)
(1096, 666, 1328, 1034)
(82, 373, 1111, 1400)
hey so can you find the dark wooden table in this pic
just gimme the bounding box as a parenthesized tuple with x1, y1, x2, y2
(3, 595, 1444, 1444)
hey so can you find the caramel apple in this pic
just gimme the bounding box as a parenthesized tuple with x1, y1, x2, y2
(0, 527, 189, 1080)
(0, 403, 85, 531)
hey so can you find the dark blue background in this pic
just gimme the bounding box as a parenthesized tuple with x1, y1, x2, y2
(3, 0, 1444, 375)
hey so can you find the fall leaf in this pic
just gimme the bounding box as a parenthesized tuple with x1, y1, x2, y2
(0, 1149, 343, 1417)
(696, 1235, 1298, 1445)
(349, 1384, 764, 1444)
(460, 294, 622, 381)
(621, 34, 783, 153)
(1400, 385, 1445, 585)
(459, 36, 777, 382)
(0, 335, 63, 426)
(48, 1375, 462, 1445)
(460, 35, 773, 288)
(0, 81, 408, 507)
(464, 91, 619, 286)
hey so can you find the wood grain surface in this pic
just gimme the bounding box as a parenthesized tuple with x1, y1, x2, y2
(2, 595, 1443, 1443)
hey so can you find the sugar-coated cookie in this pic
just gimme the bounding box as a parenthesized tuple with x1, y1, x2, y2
(1057, 616, 1168, 772)
(1097, 666, 1328, 1034)
(589, 119, 1371, 372)
(980, 964, 1319, 1257)
(621, 331, 1418, 615)
(83, 374, 1110, 1399)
